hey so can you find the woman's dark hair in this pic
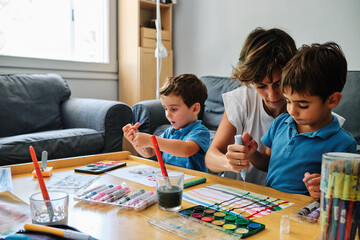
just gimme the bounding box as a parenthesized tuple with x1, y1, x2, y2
(232, 27, 297, 87)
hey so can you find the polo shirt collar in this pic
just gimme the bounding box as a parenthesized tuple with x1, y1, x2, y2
(170, 120, 201, 135)
(285, 114, 340, 139)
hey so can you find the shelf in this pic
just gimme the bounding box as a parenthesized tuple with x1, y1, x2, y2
(140, 0, 171, 10)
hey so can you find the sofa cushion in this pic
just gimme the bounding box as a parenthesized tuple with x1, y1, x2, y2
(333, 71, 360, 145)
(0, 128, 104, 166)
(0, 74, 71, 138)
(200, 76, 241, 130)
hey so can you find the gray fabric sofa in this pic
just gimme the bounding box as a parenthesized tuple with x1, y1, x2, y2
(0, 73, 132, 166)
(132, 72, 360, 153)
(132, 76, 241, 142)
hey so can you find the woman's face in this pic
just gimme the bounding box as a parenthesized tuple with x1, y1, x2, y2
(253, 70, 286, 117)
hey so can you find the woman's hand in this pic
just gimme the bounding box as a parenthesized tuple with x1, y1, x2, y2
(225, 132, 258, 173)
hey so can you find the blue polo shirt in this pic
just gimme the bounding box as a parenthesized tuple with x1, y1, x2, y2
(160, 120, 210, 172)
(261, 113, 356, 195)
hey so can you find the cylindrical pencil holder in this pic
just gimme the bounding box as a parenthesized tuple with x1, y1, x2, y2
(320, 152, 360, 240)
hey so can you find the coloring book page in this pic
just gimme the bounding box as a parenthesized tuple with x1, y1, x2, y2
(108, 165, 194, 187)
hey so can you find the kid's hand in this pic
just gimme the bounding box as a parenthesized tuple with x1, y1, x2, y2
(303, 172, 321, 199)
(132, 132, 152, 149)
(225, 132, 257, 173)
(122, 122, 140, 143)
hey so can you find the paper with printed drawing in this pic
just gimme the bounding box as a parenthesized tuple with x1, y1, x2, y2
(0, 191, 31, 237)
(108, 164, 194, 187)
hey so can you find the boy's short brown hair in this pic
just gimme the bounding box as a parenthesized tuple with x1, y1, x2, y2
(232, 27, 297, 87)
(159, 74, 207, 108)
(281, 42, 347, 102)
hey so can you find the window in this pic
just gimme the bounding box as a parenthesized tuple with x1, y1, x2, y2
(0, 0, 117, 78)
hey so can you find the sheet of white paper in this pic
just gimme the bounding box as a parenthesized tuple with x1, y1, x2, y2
(108, 164, 194, 187)
(0, 168, 13, 193)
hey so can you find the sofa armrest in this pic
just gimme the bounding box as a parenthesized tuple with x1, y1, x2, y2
(61, 98, 132, 152)
(132, 99, 169, 134)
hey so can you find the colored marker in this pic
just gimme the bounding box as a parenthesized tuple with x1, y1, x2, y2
(124, 191, 154, 209)
(91, 185, 122, 200)
(134, 194, 158, 211)
(77, 184, 106, 197)
(100, 187, 130, 202)
(235, 135, 246, 189)
(331, 162, 342, 240)
(349, 201, 360, 239)
(297, 200, 320, 218)
(116, 189, 146, 204)
(184, 178, 206, 189)
(84, 185, 113, 199)
(306, 207, 320, 223)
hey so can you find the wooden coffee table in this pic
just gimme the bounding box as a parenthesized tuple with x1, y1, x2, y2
(7, 151, 321, 239)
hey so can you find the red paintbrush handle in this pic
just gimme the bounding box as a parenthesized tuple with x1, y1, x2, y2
(30, 146, 50, 201)
(150, 135, 168, 177)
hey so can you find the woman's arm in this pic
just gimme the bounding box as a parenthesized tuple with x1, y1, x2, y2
(205, 112, 248, 173)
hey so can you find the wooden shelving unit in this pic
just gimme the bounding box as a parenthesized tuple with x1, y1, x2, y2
(118, 0, 174, 107)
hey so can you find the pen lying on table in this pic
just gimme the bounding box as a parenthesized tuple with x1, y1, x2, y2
(24, 223, 92, 240)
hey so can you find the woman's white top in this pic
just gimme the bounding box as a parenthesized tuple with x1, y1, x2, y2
(222, 86, 273, 185)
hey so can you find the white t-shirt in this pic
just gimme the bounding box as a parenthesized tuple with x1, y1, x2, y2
(222, 86, 273, 185)
(222, 85, 346, 186)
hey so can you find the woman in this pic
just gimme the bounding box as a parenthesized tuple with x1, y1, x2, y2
(205, 27, 297, 185)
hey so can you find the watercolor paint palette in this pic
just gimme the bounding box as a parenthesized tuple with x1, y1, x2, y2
(74, 160, 126, 174)
(179, 205, 265, 238)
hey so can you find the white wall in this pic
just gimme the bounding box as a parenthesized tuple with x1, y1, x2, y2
(173, 0, 360, 77)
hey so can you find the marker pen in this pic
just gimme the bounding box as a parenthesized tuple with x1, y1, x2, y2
(124, 191, 154, 209)
(91, 185, 123, 200)
(297, 200, 320, 218)
(116, 189, 146, 204)
(100, 187, 130, 202)
(134, 194, 158, 211)
(306, 207, 320, 223)
(84, 185, 113, 199)
(77, 184, 106, 197)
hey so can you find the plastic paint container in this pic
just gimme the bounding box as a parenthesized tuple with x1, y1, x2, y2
(211, 220, 225, 226)
(235, 218, 249, 226)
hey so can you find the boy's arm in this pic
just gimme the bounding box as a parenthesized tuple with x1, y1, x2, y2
(248, 148, 271, 172)
(156, 137, 200, 157)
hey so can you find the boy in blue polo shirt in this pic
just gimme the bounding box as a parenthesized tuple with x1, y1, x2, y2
(123, 74, 210, 172)
(238, 42, 357, 198)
